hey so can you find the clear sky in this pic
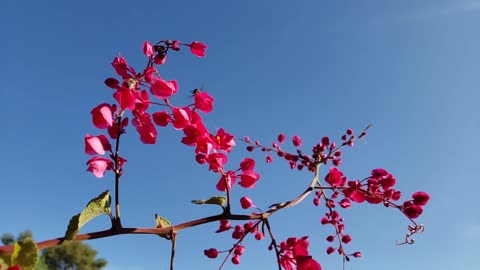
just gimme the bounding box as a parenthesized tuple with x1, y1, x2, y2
(1, 0, 479, 269)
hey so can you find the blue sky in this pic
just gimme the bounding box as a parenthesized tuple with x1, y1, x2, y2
(1, 0, 479, 269)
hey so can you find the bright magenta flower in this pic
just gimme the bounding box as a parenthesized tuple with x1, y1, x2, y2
(402, 201, 423, 219)
(91, 103, 114, 129)
(324, 167, 344, 186)
(194, 91, 214, 113)
(112, 54, 130, 79)
(343, 181, 366, 203)
(371, 168, 388, 178)
(86, 156, 113, 178)
(143, 41, 154, 57)
(113, 87, 136, 111)
(412, 191, 430, 206)
(85, 134, 111, 155)
(132, 111, 157, 144)
(240, 196, 255, 209)
(208, 152, 228, 171)
(238, 170, 260, 188)
(216, 171, 236, 191)
(150, 78, 178, 99)
(211, 128, 235, 152)
(189, 41, 207, 57)
(171, 107, 192, 130)
(240, 158, 256, 171)
(296, 256, 322, 270)
(152, 111, 171, 127)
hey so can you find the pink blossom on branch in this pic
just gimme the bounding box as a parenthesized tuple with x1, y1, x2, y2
(84, 134, 111, 155)
(143, 41, 154, 57)
(189, 41, 208, 57)
(86, 156, 113, 178)
(91, 103, 114, 129)
(240, 196, 255, 209)
(194, 91, 214, 113)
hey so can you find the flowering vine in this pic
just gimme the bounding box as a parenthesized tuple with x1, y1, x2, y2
(0, 38, 430, 270)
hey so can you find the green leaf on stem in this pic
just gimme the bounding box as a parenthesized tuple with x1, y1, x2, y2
(64, 190, 111, 242)
(10, 238, 38, 270)
(191, 196, 227, 207)
(154, 214, 172, 239)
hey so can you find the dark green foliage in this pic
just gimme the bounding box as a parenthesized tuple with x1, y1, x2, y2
(1, 231, 107, 270)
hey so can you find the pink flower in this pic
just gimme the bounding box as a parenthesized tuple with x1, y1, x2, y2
(113, 87, 136, 111)
(238, 170, 260, 188)
(240, 158, 255, 171)
(143, 41, 154, 57)
(152, 111, 171, 127)
(211, 128, 236, 152)
(189, 41, 207, 57)
(296, 256, 322, 270)
(240, 196, 255, 209)
(85, 134, 111, 155)
(277, 133, 286, 143)
(171, 107, 192, 130)
(150, 78, 178, 99)
(324, 167, 344, 186)
(208, 152, 228, 172)
(371, 168, 388, 178)
(216, 171, 236, 191)
(402, 201, 423, 219)
(86, 156, 113, 178)
(132, 111, 157, 144)
(412, 191, 430, 206)
(194, 91, 214, 113)
(91, 103, 114, 129)
(112, 54, 130, 79)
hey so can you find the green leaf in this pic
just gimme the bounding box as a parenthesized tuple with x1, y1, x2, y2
(154, 214, 172, 240)
(191, 196, 227, 207)
(11, 238, 38, 270)
(64, 190, 111, 242)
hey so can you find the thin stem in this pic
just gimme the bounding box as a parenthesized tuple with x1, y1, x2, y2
(114, 115, 123, 229)
(170, 232, 177, 270)
(264, 218, 281, 270)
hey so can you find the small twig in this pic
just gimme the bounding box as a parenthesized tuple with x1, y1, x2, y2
(264, 218, 282, 270)
(170, 231, 177, 270)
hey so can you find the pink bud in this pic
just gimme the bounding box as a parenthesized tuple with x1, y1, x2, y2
(341, 234, 352, 244)
(240, 196, 255, 209)
(412, 191, 430, 206)
(292, 135, 302, 147)
(231, 254, 241, 264)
